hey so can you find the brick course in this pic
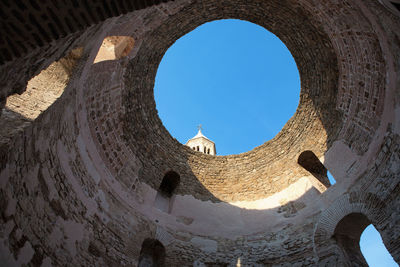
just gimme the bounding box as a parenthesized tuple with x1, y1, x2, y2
(0, 0, 399, 266)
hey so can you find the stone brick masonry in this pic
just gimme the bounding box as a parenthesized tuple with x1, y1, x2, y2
(0, 0, 399, 266)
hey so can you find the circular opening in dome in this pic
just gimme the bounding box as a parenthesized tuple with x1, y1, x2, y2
(155, 19, 300, 155)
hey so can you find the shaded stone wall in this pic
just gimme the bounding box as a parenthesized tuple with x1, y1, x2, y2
(0, 48, 83, 149)
(0, 0, 172, 114)
(0, 0, 170, 64)
(0, 0, 399, 266)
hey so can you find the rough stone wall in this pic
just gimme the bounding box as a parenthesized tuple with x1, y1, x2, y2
(0, 0, 172, 114)
(93, 36, 135, 63)
(0, 0, 170, 64)
(120, 0, 342, 202)
(163, 219, 319, 266)
(0, 47, 83, 148)
(0, 0, 399, 266)
(0, 36, 159, 266)
(313, 1, 400, 265)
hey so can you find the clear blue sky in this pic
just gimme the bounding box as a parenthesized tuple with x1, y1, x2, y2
(361, 225, 398, 266)
(155, 19, 299, 155)
(154, 19, 397, 266)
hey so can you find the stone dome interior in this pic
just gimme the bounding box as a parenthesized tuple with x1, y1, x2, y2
(0, 0, 399, 266)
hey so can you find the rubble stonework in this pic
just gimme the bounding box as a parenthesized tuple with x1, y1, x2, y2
(0, 0, 399, 266)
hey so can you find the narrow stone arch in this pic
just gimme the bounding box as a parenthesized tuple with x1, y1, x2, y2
(138, 238, 166, 267)
(154, 171, 180, 213)
(298, 150, 331, 188)
(333, 213, 371, 266)
(313, 192, 394, 265)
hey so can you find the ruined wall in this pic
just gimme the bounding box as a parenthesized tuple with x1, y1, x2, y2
(0, 0, 399, 266)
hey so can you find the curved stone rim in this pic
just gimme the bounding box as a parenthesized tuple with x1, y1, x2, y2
(123, 0, 340, 155)
(118, 0, 344, 201)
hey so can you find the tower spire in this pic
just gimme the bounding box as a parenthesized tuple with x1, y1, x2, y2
(185, 125, 216, 155)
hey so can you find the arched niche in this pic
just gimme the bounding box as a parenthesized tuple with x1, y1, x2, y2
(154, 171, 180, 213)
(138, 238, 166, 267)
(333, 213, 371, 266)
(159, 171, 180, 197)
(313, 192, 398, 265)
(298, 150, 332, 189)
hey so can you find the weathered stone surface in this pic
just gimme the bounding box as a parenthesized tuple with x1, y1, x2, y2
(0, 0, 399, 266)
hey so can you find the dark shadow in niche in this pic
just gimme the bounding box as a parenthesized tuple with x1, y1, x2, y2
(159, 171, 180, 197)
(332, 213, 371, 266)
(390, 1, 400, 12)
(138, 238, 166, 267)
(298, 150, 331, 188)
(154, 171, 180, 213)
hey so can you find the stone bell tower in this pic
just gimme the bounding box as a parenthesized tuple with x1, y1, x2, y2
(186, 125, 216, 155)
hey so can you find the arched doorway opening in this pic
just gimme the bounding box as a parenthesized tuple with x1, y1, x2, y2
(334, 213, 396, 266)
(138, 238, 165, 267)
(360, 225, 397, 266)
